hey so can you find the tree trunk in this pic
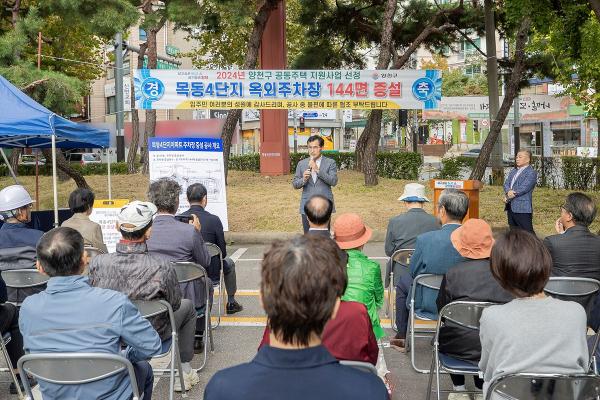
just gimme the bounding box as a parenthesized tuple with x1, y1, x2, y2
(41, 148, 90, 189)
(469, 18, 531, 181)
(140, 4, 165, 176)
(128, 43, 148, 174)
(221, 0, 282, 182)
(590, 0, 600, 22)
(355, 0, 396, 185)
(9, 149, 21, 175)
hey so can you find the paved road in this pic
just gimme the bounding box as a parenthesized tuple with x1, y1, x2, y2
(0, 243, 465, 400)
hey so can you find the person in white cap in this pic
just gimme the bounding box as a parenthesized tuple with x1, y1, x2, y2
(88, 201, 200, 392)
(0, 185, 44, 293)
(384, 183, 439, 257)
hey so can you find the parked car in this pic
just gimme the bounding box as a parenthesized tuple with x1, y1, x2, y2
(67, 152, 101, 165)
(19, 154, 46, 166)
(461, 148, 481, 158)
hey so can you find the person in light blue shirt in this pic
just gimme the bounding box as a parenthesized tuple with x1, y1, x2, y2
(19, 227, 161, 400)
(390, 189, 468, 350)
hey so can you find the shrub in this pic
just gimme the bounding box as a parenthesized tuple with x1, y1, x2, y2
(437, 156, 476, 179)
(0, 162, 135, 177)
(229, 151, 422, 180)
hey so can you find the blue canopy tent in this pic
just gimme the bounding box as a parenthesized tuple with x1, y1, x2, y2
(0, 75, 110, 225)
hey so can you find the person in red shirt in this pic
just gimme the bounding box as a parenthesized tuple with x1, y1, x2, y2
(259, 300, 378, 365)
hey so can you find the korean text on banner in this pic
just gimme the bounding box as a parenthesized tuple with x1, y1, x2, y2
(89, 199, 129, 253)
(134, 69, 442, 111)
(148, 137, 229, 231)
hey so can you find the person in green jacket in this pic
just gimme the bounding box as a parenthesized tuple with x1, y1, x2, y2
(333, 213, 385, 340)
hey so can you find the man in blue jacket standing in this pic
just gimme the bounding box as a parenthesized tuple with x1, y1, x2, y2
(503, 150, 537, 233)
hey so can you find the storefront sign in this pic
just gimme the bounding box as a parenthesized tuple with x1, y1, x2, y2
(148, 137, 229, 230)
(134, 69, 442, 110)
(423, 95, 567, 120)
(242, 109, 337, 122)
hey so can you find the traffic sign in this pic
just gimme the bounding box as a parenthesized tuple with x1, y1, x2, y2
(302, 112, 318, 118)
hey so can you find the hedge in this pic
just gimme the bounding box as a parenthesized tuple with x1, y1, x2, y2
(0, 162, 135, 177)
(438, 155, 600, 190)
(229, 151, 423, 180)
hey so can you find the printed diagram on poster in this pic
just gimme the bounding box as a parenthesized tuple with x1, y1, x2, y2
(89, 199, 129, 253)
(148, 137, 229, 231)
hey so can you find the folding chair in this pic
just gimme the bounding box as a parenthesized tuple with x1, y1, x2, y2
(544, 277, 600, 324)
(206, 242, 225, 329)
(426, 301, 496, 400)
(17, 352, 141, 400)
(385, 248, 414, 332)
(2, 269, 49, 306)
(590, 329, 600, 375)
(486, 372, 600, 400)
(407, 273, 444, 374)
(132, 300, 186, 400)
(0, 332, 22, 398)
(340, 360, 378, 375)
(172, 261, 214, 371)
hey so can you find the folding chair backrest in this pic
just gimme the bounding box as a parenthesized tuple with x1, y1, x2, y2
(391, 249, 414, 267)
(486, 373, 600, 400)
(205, 242, 222, 259)
(171, 261, 208, 283)
(2, 269, 49, 288)
(415, 274, 444, 291)
(132, 299, 175, 334)
(84, 246, 105, 259)
(438, 301, 497, 332)
(339, 360, 378, 375)
(17, 353, 140, 399)
(544, 277, 600, 298)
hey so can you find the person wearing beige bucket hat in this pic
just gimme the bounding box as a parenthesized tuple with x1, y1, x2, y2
(435, 219, 513, 400)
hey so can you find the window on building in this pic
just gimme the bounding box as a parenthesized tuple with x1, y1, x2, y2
(106, 96, 116, 115)
(464, 64, 482, 76)
(459, 37, 481, 59)
(139, 28, 147, 41)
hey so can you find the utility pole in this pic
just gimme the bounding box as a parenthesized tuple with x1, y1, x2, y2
(484, 0, 503, 183)
(114, 32, 125, 162)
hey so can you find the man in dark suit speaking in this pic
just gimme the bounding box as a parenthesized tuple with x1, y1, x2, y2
(292, 135, 338, 233)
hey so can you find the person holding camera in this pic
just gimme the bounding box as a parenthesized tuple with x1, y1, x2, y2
(292, 135, 338, 233)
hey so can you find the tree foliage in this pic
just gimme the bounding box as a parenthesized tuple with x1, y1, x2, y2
(186, 0, 306, 69)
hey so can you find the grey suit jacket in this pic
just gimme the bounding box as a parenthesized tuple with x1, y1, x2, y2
(292, 156, 338, 214)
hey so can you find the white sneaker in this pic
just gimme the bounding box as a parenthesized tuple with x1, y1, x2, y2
(447, 393, 471, 400)
(173, 370, 200, 392)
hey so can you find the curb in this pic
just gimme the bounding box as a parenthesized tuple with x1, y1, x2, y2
(225, 230, 387, 245)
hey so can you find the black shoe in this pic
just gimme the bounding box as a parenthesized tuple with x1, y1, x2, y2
(194, 337, 205, 354)
(226, 300, 243, 315)
(10, 374, 37, 394)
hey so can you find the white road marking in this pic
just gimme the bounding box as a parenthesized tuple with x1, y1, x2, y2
(229, 248, 247, 262)
(238, 256, 389, 262)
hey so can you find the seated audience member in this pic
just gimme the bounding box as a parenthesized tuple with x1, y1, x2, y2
(180, 183, 242, 314)
(385, 182, 440, 255)
(304, 195, 348, 265)
(436, 219, 513, 400)
(0, 185, 44, 302)
(479, 229, 589, 396)
(62, 188, 108, 253)
(333, 213, 384, 340)
(259, 236, 377, 365)
(304, 195, 333, 237)
(259, 300, 378, 365)
(89, 201, 199, 391)
(384, 183, 440, 296)
(19, 227, 161, 400)
(544, 192, 600, 281)
(391, 188, 468, 350)
(0, 271, 32, 394)
(204, 235, 387, 400)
